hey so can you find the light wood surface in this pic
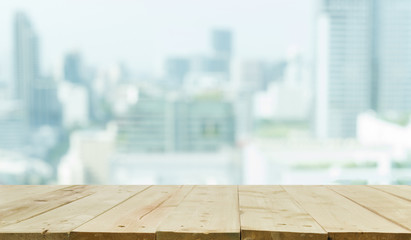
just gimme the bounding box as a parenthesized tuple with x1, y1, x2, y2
(156, 185, 240, 240)
(0, 185, 68, 205)
(239, 186, 327, 240)
(0, 185, 96, 228)
(370, 185, 411, 201)
(0, 185, 410, 240)
(72, 185, 192, 240)
(283, 185, 411, 240)
(0, 186, 147, 240)
(329, 185, 411, 231)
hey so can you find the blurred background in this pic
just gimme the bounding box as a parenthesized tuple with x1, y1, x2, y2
(1, 0, 411, 185)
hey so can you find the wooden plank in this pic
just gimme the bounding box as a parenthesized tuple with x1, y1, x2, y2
(2, 185, 411, 240)
(329, 185, 411, 231)
(0, 185, 96, 228)
(239, 186, 327, 240)
(71, 185, 193, 240)
(0, 185, 148, 240)
(156, 185, 240, 240)
(0, 185, 68, 205)
(370, 185, 411, 201)
(283, 186, 411, 240)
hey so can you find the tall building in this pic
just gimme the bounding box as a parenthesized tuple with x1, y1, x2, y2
(30, 77, 62, 128)
(64, 52, 83, 84)
(13, 12, 39, 127)
(0, 101, 28, 149)
(207, 30, 233, 80)
(212, 29, 232, 58)
(376, 0, 411, 113)
(315, 0, 411, 138)
(174, 100, 235, 151)
(13, 12, 62, 129)
(117, 93, 171, 152)
(116, 90, 235, 152)
(12, 12, 36, 137)
(164, 57, 190, 88)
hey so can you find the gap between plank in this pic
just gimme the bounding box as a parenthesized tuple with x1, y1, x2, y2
(2, 188, 94, 227)
(66, 185, 152, 238)
(326, 186, 411, 232)
(235, 185, 241, 237)
(368, 186, 411, 203)
(280, 185, 328, 234)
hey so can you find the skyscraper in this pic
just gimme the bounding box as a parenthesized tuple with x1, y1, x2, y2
(13, 12, 61, 129)
(30, 77, 62, 127)
(14, 12, 39, 102)
(165, 57, 190, 88)
(376, 0, 411, 114)
(316, 0, 374, 138)
(116, 89, 235, 153)
(64, 52, 84, 84)
(212, 29, 232, 58)
(0, 101, 27, 149)
(207, 30, 233, 80)
(315, 0, 411, 138)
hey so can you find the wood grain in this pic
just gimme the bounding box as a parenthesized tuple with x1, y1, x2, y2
(329, 185, 411, 231)
(0, 185, 68, 205)
(0, 185, 148, 240)
(0, 185, 96, 228)
(71, 185, 193, 240)
(156, 185, 240, 240)
(239, 186, 327, 240)
(284, 185, 411, 240)
(370, 185, 411, 202)
(0, 185, 411, 240)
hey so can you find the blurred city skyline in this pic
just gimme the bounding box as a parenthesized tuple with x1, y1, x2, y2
(0, 0, 315, 76)
(2, 0, 411, 185)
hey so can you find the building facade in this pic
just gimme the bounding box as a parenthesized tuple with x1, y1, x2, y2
(116, 91, 235, 152)
(316, 0, 411, 138)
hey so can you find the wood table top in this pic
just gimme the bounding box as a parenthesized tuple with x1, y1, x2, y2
(0, 185, 410, 240)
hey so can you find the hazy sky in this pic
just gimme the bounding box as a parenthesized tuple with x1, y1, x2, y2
(0, 0, 316, 77)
